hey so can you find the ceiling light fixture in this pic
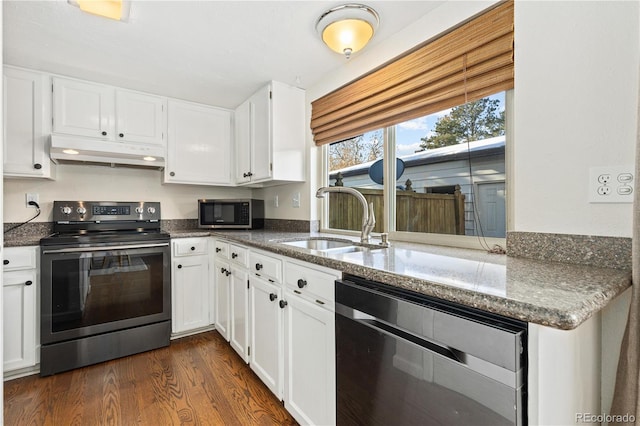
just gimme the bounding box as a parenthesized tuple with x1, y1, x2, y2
(316, 4, 379, 59)
(68, 0, 130, 22)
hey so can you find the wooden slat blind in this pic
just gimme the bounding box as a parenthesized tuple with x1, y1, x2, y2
(311, 0, 514, 146)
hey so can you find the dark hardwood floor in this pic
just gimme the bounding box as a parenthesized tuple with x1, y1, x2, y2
(4, 331, 297, 425)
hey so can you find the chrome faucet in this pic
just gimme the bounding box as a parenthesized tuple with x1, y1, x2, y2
(316, 186, 376, 244)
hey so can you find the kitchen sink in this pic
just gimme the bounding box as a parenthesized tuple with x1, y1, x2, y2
(279, 238, 384, 254)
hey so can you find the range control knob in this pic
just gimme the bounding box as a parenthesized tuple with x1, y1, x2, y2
(147, 206, 156, 214)
(61, 206, 72, 215)
(76, 207, 86, 215)
(135, 207, 144, 214)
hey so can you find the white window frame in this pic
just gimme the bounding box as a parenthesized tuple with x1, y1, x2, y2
(320, 90, 513, 251)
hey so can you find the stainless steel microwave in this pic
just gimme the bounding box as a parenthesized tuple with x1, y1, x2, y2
(198, 199, 264, 229)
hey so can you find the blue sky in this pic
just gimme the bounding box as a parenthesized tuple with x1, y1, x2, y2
(394, 92, 505, 157)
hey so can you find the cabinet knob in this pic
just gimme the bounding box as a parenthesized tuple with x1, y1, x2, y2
(119, 133, 124, 138)
(215, 247, 222, 253)
(220, 267, 226, 274)
(3, 260, 9, 265)
(101, 131, 107, 136)
(34, 163, 42, 170)
(279, 300, 288, 309)
(177, 264, 182, 269)
(170, 172, 175, 177)
(190, 246, 195, 251)
(297, 279, 307, 289)
(25, 280, 32, 286)
(255, 263, 263, 271)
(269, 293, 277, 302)
(225, 270, 231, 277)
(231, 253, 238, 259)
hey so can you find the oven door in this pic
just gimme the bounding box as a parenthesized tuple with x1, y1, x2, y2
(40, 242, 171, 345)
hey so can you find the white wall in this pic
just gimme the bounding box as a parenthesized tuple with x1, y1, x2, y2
(513, 1, 638, 238)
(3, 164, 252, 222)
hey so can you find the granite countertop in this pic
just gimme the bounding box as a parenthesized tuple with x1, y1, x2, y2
(170, 229, 632, 330)
(6, 227, 631, 330)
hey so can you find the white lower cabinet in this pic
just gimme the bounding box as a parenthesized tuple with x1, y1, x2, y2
(171, 238, 211, 335)
(250, 275, 283, 398)
(3, 246, 39, 374)
(229, 263, 250, 363)
(214, 258, 231, 341)
(283, 291, 335, 425)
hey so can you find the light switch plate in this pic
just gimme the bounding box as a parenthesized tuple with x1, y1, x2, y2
(589, 166, 634, 203)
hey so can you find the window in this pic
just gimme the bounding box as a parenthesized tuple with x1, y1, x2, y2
(314, 1, 513, 249)
(322, 92, 508, 248)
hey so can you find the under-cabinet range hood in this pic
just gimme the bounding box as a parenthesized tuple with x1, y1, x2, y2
(50, 135, 165, 169)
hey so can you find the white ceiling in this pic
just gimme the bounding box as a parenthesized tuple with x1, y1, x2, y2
(3, 1, 443, 109)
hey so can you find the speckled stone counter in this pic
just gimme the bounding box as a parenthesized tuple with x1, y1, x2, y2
(169, 229, 631, 330)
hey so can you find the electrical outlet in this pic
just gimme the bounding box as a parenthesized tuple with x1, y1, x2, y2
(26, 193, 39, 208)
(274, 195, 279, 208)
(589, 166, 634, 203)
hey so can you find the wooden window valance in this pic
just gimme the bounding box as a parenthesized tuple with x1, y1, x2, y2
(311, 0, 514, 146)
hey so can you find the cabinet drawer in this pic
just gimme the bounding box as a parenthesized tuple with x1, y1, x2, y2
(229, 244, 249, 268)
(250, 251, 282, 283)
(214, 240, 229, 259)
(173, 238, 208, 256)
(3, 247, 37, 271)
(284, 260, 340, 307)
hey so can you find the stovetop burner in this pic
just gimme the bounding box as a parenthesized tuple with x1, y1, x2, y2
(40, 230, 171, 247)
(42, 201, 167, 247)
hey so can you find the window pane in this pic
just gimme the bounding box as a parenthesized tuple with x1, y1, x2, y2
(327, 130, 384, 233)
(394, 93, 506, 237)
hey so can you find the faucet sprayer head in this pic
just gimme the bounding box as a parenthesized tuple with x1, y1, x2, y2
(316, 187, 329, 198)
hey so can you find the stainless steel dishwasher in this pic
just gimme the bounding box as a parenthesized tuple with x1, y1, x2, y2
(335, 275, 527, 426)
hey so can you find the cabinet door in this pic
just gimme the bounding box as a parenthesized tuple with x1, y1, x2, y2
(172, 255, 210, 334)
(214, 260, 231, 341)
(3, 270, 37, 372)
(250, 276, 282, 399)
(166, 100, 232, 185)
(116, 89, 165, 146)
(230, 265, 250, 363)
(3, 67, 52, 178)
(284, 294, 335, 425)
(234, 98, 251, 184)
(249, 84, 272, 182)
(52, 77, 114, 139)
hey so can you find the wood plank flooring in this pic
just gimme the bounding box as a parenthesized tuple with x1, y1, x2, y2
(4, 331, 297, 426)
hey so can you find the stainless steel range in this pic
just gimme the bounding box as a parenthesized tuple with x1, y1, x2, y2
(39, 201, 171, 376)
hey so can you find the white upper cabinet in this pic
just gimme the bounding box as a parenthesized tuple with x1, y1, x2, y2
(115, 89, 165, 146)
(53, 77, 115, 139)
(165, 99, 233, 186)
(3, 66, 55, 178)
(52, 76, 165, 146)
(235, 81, 305, 186)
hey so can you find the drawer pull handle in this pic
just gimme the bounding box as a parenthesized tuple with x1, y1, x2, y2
(3, 260, 9, 265)
(232, 253, 238, 259)
(294, 290, 301, 295)
(279, 300, 288, 309)
(25, 280, 33, 286)
(190, 246, 195, 251)
(297, 279, 307, 289)
(101, 131, 107, 136)
(215, 247, 221, 253)
(269, 293, 277, 302)
(315, 299, 325, 305)
(255, 263, 263, 271)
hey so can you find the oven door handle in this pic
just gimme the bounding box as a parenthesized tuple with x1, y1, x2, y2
(42, 242, 170, 254)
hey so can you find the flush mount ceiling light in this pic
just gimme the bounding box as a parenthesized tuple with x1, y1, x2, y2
(316, 4, 379, 59)
(68, 0, 130, 22)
